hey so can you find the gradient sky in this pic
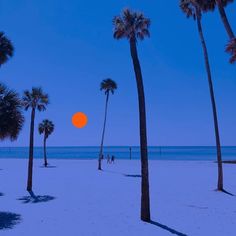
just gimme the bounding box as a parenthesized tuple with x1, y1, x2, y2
(0, 0, 236, 147)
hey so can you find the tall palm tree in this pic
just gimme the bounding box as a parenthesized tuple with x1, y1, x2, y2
(215, 0, 235, 39)
(0, 83, 24, 140)
(206, 0, 236, 63)
(180, 0, 224, 191)
(98, 78, 117, 170)
(113, 9, 151, 222)
(38, 119, 54, 167)
(0, 32, 14, 67)
(22, 87, 49, 191)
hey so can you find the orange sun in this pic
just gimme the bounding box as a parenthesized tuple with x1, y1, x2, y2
(72, 112, 88, 128)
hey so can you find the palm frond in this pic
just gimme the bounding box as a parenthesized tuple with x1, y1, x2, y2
(100, 78, 118, 95)
(38, 119, 55, 138)
(22, 87, 49, 111)
(0, 83, 24, 140)
(113, 8, 150, 42)
(0, 32, 14, 66)
(226, 38, 236, 63)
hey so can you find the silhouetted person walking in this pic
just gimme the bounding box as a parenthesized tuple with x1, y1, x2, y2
(111, 155, 115, 164)
(107, 154, 111, 164)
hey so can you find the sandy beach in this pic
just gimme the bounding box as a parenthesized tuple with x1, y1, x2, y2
(0, 159, 235, 236)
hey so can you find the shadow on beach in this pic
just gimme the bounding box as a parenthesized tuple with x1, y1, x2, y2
(149, 220, 188, 236)
(17, 190, 55, 204)
(124, 174, 141, 178)
(103, 170, 141, 178)
(0, 212, 21, 230)
(39, 165, 57, 168)
(0, 193, 4, 197)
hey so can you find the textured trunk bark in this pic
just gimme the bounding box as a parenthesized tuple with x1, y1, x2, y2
(216, 0, 235, 39)
(44, 135, 48, 167)
(27, 108, 35, 191)
(196, 8, 224, 191)
(98, 92, 109, 170)
(130, 38, 151, 222)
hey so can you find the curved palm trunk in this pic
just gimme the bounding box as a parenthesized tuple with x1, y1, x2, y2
(43, 135, 48, 167)
(130, 38, 150, 222)
(98, 92, 109, 170)
(216, 0, 235, 39)
(196, 8, 224, 191)
(27, 108, 35, 191)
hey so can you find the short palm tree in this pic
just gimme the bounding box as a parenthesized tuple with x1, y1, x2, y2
(113, 9, 151, 222)
(0, 83, 24, 140)
(98, 78, 117, 170)
(0, 32, 14, 67)
(22, 87, 49, 191)
(38, 119, 54, 167)
(180, 0, 224, 191)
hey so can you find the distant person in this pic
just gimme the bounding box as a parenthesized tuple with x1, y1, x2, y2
(107, 154, 111, 164)
(111, 155, 115, 164)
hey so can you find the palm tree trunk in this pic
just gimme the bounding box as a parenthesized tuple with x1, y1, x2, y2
(44, 135, 48, 167)
(216, 0, 235, 39)
(196, 8, 224, 191)
(27, 108, 35, 191)
(98, 92, 109, 170)
(129, 38, 151, 222)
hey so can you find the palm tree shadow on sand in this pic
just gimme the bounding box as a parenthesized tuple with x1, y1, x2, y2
(149, 220, 188, 236)
(17, 190, 55, 204)
(103, 170, 141, 178)
(124, 174, 141, 178)
(39, 165, 57, 168)
(0, 212, 21, 230)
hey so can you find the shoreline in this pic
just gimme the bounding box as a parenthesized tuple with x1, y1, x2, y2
(1, 159, 236, 236)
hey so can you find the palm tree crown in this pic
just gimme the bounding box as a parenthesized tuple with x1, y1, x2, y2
(39, 119, 54, 139)
(0, 32, 14, 66)
(226, 38, 236, 63)
(0, 83, 24, 140)
(113, 8, 150, 42)
(100, 79, 117, 95)
(180, 0, 215, 18)
(22, 87, 49, 111)
(209, 0, 234, 7)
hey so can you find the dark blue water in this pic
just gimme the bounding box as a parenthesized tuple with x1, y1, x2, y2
(0, 146, 236, 160)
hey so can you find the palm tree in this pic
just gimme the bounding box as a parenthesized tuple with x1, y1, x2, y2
(0, 83, 24, 140)
(22, 87, 49, 191)
(215, 0, 235, 39)
(38, 119, 54, 167)
(226, 38, 236, 63)
(113, 9, 151, 222)
(206, 0, 236, 63)
(180, 0, 224, 191)
(0, 32, 14, 67)
(98, 78, 117, 170)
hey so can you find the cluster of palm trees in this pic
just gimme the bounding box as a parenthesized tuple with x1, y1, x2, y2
(0, 32, 55, 193)
(99, 4, 235, 222)
(0, 1, 235, 225)
(180, 0, 235, 192)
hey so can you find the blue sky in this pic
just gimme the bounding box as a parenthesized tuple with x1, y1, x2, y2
(0, 0, 236, 146)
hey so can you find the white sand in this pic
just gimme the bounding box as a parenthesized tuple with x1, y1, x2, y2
(0, 159, 236, 236)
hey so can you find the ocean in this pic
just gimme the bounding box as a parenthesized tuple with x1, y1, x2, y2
(0, 146, 236, 161)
